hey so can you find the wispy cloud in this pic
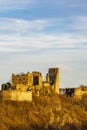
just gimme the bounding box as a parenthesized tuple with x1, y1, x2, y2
(72, 16, 87, 30)
(0, 18, 49, 33)
(0, 17, 87, 53)
(0, 0, 87, 89)
(0, 0, 32, 10)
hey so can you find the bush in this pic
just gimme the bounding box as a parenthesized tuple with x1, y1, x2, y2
(1, 93, 87, 130)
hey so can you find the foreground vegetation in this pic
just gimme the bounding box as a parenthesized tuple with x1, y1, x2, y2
(0, 92, 87, 130)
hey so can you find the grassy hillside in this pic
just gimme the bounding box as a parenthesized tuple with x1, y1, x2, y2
(0, 92, 87, 130)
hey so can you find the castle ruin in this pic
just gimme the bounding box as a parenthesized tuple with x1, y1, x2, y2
(1, 67, 87, 101)
(10, 67, 60, 96)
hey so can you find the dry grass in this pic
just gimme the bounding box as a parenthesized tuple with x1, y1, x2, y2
(0, 92, 87, 130)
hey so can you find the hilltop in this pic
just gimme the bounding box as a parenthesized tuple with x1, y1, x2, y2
(0, 92, 87, 130)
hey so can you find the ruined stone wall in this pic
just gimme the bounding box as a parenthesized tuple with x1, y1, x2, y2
(42, 82, 51, 94)
(11, 69, 60, 94)
(47, 68, 60, 94)
(55, 68, 60, 94)
(2, 90, 32, 102)
(32, 71, 43, 91)
(12, 71, 43, 92)
(12, 72, 33, 87)
(74, 87, 87, 98)
(16, 84, 29, 91)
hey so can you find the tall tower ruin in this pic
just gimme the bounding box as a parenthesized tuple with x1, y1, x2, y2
(47, 68, 60, 94)
(32, 71, 43, 91)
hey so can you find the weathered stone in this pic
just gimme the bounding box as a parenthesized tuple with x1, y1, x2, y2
(2, 90, 32, 102)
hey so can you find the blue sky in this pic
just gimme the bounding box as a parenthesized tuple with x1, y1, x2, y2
(0, 0, 87, 89)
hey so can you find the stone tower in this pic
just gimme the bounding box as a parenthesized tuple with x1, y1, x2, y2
(47, 68, 60, 94)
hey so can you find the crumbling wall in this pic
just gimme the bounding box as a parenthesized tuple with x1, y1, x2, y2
(74, 87, 87, 98)
(12, 72, 33, 87)
(12, 71, 43, 92)
(47, 68, 60, 94)
(2, 90, 32, 102)
(42, 82, 51, 94)
(32, 71, 43, 91)
(16, 84, 30, 91)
